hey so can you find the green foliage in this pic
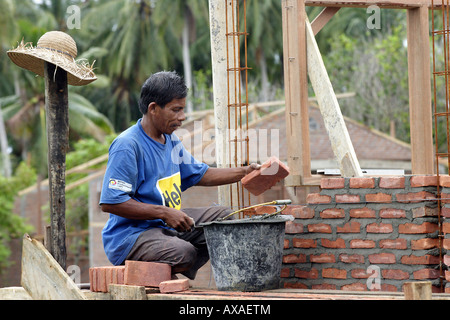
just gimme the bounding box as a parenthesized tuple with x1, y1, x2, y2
(0, 162, 35, 271)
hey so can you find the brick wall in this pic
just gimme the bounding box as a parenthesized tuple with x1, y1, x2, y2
(281, 175, 449, 293)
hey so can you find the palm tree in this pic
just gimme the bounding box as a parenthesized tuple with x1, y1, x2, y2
(79, 0, 174, 130)
(1, 0, 114, 176)
(153, 0, 210, 114)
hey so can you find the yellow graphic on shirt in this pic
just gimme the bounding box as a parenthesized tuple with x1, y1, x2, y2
(156, 172, 182, 210)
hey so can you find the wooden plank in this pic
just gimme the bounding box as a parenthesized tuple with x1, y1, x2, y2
(0, 287, 32, 300)
(44, 62, 69, 269)
(311, 7, 340, 35)
(305, 19, 363, 177)
(404, 281, 432, 300)
(304, 0, 437, 9)
(407, 7, 434, 174)
(282, 0, 311, 186)
(109, 284, 147, 300)
(21, 234, 86, 300)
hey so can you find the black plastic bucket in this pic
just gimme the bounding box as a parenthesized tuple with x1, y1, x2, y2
(200, 214, 294, 292)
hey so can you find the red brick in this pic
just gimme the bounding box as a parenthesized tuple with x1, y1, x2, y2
(339, 253, 364, 264)
(283, 253, 307, 264)
(89, 266, 125, 293)
(379, 176, 405, 189)
(365, 193, 392, 203)
(280, 268, 291, 278)
(439, 175, 450, 187)
(381, 284, 398, 292)
(396, 191, 436, 203)
(413, 268, 440, 280)
(295, 268, 319, 279)
(285, 221, 303, 234)
(284, 282, 308, 289)
(341, 283, 366, 291)
(312, 283, 336, 290)
(306, 193, 331, 204)
(322, 268, 347, 279)
(382, 269, 409, 280)
(379, 208, 406, 218)
(401, 254, 440, 265)
(351, 269, 370, 279)
(241, 156, 289, 196)
(379, 239, 407, 249)
(293, 238, 317, 248)
(337, 221, 360, 233)
(350, 177, 375, 189)
(412, 206, 437, 218)
(410, 175, 437, 187)
(335, 194, 360, 203)
(307, 223, 332, 233)
(284, 239, 290, 249)
(444, 239, 450, 250)
(366, 222, 393, 233)
(320, 177, 345, 189)
(310, 253, 336, 263)
(321, 238, 346, 249)
(411, 238, 439, 250)
(159, 279, 190, 294)
(399, 222, 439, 234)
(441, 193, 450, 204)
(284, 205, 314, 219)
(350, 239, 375, 248)
(368, 253, 396, 264)
(349, 207, 376, 218)
(255, 205, 277, 215)
(443, 222, 450, 234)
(124, 260, 172, 287)
(320, 208, 345, 219)
(444, 254, 450, 266)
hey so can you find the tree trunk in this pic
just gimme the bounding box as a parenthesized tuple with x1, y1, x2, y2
(44, 62, 69, 270)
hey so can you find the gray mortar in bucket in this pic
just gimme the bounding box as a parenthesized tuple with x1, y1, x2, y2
(199, 214, 294, 292)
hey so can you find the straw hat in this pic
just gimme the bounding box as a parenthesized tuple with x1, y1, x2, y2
(7, 31, 97, 86)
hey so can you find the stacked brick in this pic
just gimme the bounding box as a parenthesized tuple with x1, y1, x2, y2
(281, 175, 445, 292)
(89, 260, 189, 294)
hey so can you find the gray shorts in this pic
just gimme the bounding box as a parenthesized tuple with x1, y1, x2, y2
(125, 206, 232, 280)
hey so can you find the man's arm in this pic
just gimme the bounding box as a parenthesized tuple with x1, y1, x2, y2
(196, 163, 261, 187)
(100, 199, 194, 232)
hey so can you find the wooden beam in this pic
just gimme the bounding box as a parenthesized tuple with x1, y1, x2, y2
(305, 18, 363, 177)
(404, 281, 432, 300)
(44, 62, 69, 270)
(305, 0, 437, 9)
(21, 234, 86, 300)
(407, 6, 434, 174)
(311, 7, 341, 35)
(282, 0, 311, 186)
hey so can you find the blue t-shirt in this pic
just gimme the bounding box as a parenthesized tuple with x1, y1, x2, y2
(99, 119, 209, 265)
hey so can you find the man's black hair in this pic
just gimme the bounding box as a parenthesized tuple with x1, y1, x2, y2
(138, 71, 188, 115)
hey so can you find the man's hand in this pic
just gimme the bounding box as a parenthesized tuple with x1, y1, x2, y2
(164, 207, 195, 232)
(245, 163, 261, 175)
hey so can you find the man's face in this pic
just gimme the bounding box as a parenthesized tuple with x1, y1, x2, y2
(152, 98, 187, 135)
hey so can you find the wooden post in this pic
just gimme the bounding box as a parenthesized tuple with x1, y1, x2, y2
(44, 61, 69, 270)
(407, 6, 434, 174)
(404, 281, 432, 300)
(209, 0, 239, 207)
(282, 0, 311, 186)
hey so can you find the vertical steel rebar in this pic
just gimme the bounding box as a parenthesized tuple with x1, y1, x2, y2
(432, 0, 447, 292)
(225, 0, 251, 214)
